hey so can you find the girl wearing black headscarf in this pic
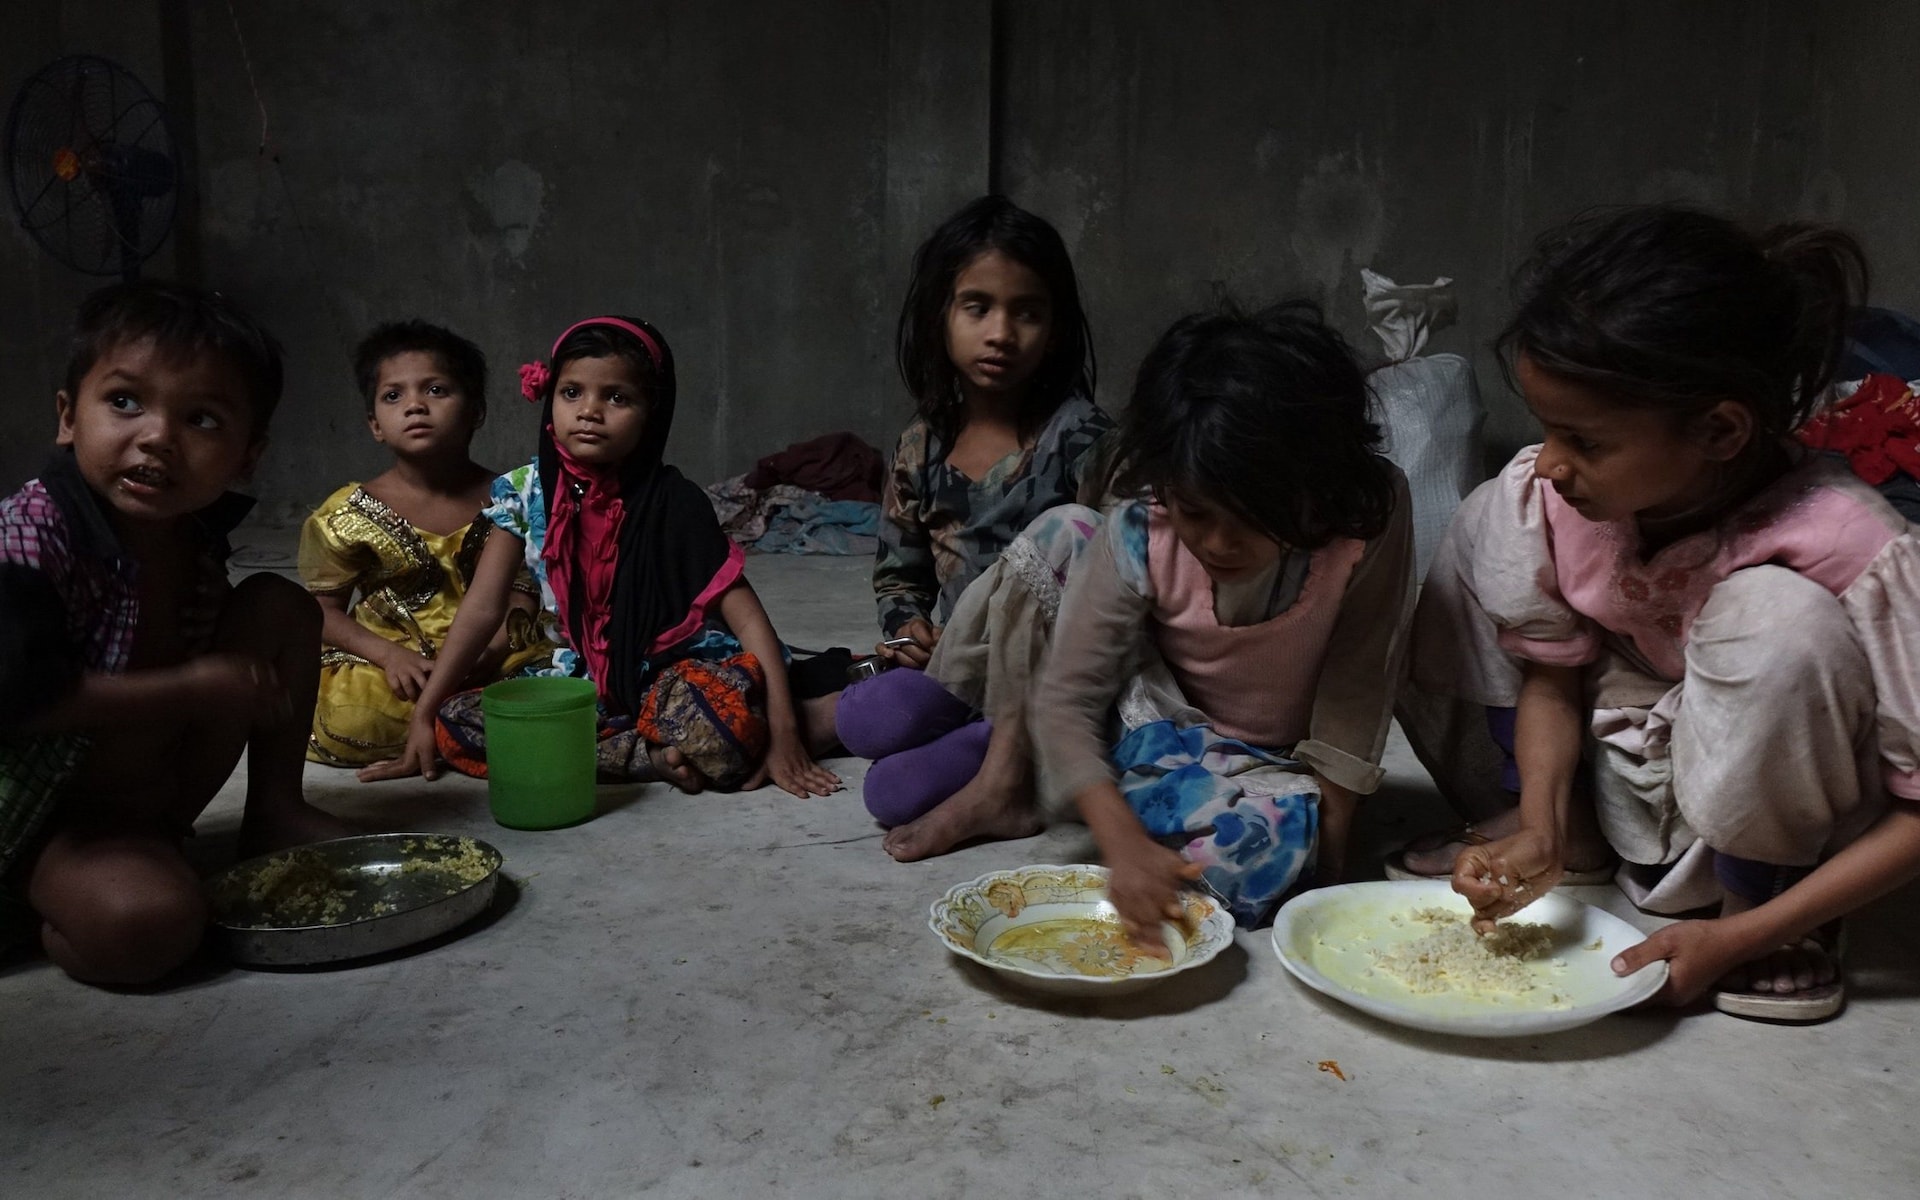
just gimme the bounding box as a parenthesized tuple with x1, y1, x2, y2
(365, 316, 841, 797)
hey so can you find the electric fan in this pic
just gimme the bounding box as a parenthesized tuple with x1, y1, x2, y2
(5, 55, 179, 280)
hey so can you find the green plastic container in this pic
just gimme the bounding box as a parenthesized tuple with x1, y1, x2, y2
(480, 677, 598, 829)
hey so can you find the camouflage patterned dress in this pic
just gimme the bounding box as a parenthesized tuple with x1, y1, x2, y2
(872, 395, 1112, 637)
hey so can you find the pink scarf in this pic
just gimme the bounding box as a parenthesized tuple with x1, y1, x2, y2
(542, 435, 624, 700)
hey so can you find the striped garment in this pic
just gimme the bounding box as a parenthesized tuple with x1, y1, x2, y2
(0, 451, 250, 879)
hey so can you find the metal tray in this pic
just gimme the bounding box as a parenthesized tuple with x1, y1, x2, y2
(206, 833, 504, 967)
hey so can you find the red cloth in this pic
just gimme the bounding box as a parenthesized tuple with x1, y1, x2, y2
(742, 432, 883, 502)
(1799, 373, 1920, 485)
(543, 440, 624, 701)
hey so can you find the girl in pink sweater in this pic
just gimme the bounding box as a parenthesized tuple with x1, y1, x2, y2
(1031, 303, 1414, 946)
(1410, 207, 1920, 1021)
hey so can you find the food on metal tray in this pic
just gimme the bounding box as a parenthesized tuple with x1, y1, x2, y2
(212, 837, 495, 929)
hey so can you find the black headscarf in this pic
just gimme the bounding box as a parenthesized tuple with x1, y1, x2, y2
(529, 317, 737, 715)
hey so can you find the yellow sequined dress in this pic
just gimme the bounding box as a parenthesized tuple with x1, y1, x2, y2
(299, 484, 546, 765)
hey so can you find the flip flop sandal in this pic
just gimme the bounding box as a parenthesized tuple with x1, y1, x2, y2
(1382, 823, 1618, 886)
(1713, 921, 1848, 1024)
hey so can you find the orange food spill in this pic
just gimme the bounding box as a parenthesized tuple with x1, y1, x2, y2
(1316, 1060, 1348, 1081)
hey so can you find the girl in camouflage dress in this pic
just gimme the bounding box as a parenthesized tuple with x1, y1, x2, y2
(839, 196, 1112, 860)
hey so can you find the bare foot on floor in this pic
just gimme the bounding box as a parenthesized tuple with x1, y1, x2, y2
(647, 744, 707, 794)
(882, 775, 1043, 862)
(238, 801, 358, 858)
(1398, 805, 1611, 878)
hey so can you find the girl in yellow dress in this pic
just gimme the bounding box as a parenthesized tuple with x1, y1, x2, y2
(300, 322, 546, 765)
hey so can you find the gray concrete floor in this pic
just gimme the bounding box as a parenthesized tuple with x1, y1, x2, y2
(6, 536, 1919, 1199)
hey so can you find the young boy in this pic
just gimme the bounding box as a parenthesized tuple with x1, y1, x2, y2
(0, 281, 347, 985)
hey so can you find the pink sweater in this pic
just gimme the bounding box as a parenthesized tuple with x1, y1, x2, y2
(1475, 445, 1920, 800)
(1148, 514, 1366, 747)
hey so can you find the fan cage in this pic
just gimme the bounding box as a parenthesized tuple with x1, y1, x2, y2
(6, 54, 179, 277)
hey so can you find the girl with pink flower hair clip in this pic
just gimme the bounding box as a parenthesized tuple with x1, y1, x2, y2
(361, 315, 843, 798)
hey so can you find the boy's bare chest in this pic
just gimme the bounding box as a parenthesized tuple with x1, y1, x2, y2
(125, 552, 201, 669)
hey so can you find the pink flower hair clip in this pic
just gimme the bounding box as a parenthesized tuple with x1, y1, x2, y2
(518, 360, 551, 403)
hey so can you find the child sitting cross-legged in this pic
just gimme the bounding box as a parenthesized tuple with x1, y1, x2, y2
(300, 321, 548, 767)
(0, 282, 348, 985)
(360, 315, 841, 796)
(835, 195, 1113, 860)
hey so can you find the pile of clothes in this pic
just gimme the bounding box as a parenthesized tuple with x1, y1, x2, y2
(1800, 372, 1920, 520)
(706, 431, 884, 555)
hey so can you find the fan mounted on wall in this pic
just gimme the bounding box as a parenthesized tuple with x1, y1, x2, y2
(4, 54, 179, 281)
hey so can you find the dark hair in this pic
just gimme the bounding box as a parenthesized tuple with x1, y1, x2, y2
(537, 318, 676, 467)
(1499, 205, 1869, 441)
(1108, 300, 1394, 548)
(353, 320, 488, 426)
(65, 280, 284, 436)
(895, 194, 1095, 444)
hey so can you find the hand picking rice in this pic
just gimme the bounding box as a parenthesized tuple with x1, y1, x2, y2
(1369, 907, 1560, 997)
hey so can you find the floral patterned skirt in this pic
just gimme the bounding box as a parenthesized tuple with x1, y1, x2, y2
(1113, 719, 1319, 928)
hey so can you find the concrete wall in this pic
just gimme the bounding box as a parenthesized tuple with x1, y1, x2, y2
(0, 0, 178, 490)
(3, 1, 1917, 511)
(3, 0, 991, 521)
(997, 0, 1900, 460)
(181, 0, 989, 523)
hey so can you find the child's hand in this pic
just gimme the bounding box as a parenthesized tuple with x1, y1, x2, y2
(745, 734, 843, 798)
(358, 717, 441, 782)
(1452, 826, 1563, 931)
(1105, 837, 1204, 955)
(877, 618, 940, 669)
(1610, 917, 1766, 1007)
(383, 650, 435, 701)
(183, 652, 289, 721)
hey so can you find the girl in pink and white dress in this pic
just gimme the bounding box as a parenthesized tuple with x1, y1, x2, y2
(1408, 205, 1920, 1021)
(1031, 302, 1414, 946)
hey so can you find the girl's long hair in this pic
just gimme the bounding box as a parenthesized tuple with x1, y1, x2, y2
(895, 194, 1095, 445)
(1498, 205, 1868, 442)
(1108, 300, 1394, 549)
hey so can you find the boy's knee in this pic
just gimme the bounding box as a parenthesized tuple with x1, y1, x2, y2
(54, 883, 206, 986)
(234, 571, 322, 624)
(226, 572, 322, 640)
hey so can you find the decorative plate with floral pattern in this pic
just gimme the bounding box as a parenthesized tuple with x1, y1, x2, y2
(928, 864, 1235, 996)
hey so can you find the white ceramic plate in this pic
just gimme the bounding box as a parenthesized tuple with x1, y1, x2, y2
(1271, 880, 1668, 1037)
(929, 863, 1237, 997)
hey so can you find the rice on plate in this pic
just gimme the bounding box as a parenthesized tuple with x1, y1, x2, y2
(1271, 881, 1668, 1037)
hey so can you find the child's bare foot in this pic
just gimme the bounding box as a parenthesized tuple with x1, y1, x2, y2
(237, 801, 357, 859)
(1394, 805, 1612, 880)
(882, 771, 1042, 862)
(1398, 807, 1520, 876)
(647, 744, 707, 794)
(800, 692, 843, 758)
